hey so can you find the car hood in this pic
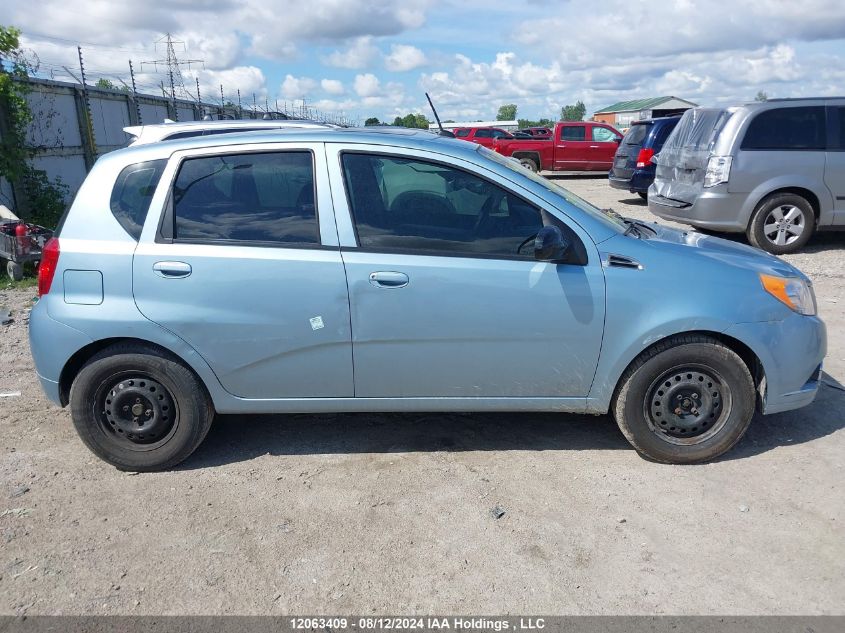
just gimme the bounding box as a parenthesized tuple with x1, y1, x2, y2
(630, 221, 806, 279)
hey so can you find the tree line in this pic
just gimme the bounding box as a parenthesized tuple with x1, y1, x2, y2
(364, 101, 588, 130)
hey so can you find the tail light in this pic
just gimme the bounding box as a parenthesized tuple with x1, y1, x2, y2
(38, 238, 60, 296)
(635, 147, 655, 168)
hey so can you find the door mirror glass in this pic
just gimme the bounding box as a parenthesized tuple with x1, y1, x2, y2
(534, 225, 571, 262)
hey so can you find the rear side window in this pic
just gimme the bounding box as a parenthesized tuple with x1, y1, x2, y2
(475, 129, 493, 138)
(455, 128, 470, 138)
(836, 106, 845, 149)
(561, 126, 585, 141)
(741, 106, 826, 150)
(623, 124, 649, 145)
(171, 151, 319, 245)
(110, 160, 166, 240)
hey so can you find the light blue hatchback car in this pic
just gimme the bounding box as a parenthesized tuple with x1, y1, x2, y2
(29, 127, 826, 470)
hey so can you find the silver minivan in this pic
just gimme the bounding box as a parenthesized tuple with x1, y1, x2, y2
(648, 98, 845, 254)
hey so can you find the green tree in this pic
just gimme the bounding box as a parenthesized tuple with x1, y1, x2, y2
(95, 78, 115, 89)
(497, 104, 517, 121)
(755, 91, 769, 102)
(0, 25, 67, 227)
(364, 117, 381, 126)
(393, 113, 430, 129)
(560, 101, 586, 121)
(518, 117, 555, 129)
(392, 116, 403, 126)
(414, 113, 429, 129)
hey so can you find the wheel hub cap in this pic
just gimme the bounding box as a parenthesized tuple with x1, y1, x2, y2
(648, 369, 724, 441)
(102, 377, 175, 444)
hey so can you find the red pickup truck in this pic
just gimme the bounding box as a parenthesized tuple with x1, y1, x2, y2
(453, 126, 514, 149)
(493, 121, 622, 172)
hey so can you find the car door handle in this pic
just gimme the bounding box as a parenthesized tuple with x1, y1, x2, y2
(369, 271, 409, 288)
(589, 145, 600, 148)
(153, 261, 192, 278)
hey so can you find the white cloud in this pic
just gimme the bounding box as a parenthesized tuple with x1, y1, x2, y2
(321, 79, 345, 95)
(353, 73, 381, 98)
(385, 44, 427, 72)
(280, 74, 317, 100)
(323, 36, 379, 69)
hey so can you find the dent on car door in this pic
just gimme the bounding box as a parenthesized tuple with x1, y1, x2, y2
(326, 145, 606, 399)
(132, 145, 353, 399)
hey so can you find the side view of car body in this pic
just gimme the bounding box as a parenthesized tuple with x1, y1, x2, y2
(648, 97, 845, 254)
(30, 128, 825, 470)
(452, 126, 514, 148)
(608, 115, 681, 199)
(493, 121, 623, 172)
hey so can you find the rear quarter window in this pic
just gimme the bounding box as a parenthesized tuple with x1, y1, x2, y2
(741, 106, 827, 150)
(110, 160, 167, 240)
(623, 124, 649, 145)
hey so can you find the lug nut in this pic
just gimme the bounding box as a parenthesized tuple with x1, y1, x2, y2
(145, 409, 152, 417)
(122, 406, 129, 413)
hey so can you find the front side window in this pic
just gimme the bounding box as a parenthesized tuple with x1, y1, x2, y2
(741, 106, 826, 150)
(172, 151, 319, 244)
(592, 126, 618, 142)
(561, 126, 586, 141)
(110, 159, 167, 240)
(341, 153, 547, 259)
(455, 128, 470, 138)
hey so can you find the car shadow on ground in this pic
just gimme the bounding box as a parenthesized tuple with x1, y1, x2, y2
(181, 376, 845, 470)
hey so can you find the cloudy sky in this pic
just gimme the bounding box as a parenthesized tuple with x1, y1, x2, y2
(6, 0, 845, 124)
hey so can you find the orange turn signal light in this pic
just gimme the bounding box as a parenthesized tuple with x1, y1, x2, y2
(760, 274, 794, 310)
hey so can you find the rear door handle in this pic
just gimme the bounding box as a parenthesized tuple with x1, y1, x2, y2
(589, 145, 600, 148)
(153, 261, 192, 278)
(369, 271, 409, 288)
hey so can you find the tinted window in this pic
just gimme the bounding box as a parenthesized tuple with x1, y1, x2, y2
(741, 106, 826, 150)
(492, 130, 512, 139)
(592, 126, 618, 142)
(110, 160, 166, 240)
(341, 153, 545, 259)
(474, 129, 494, 138)
(837, 107, 845, 149)
(652, 120, 679, 149)
(455, 128, 470, 138)
(172, 151, 319, 244)
(623, 123, 649, 145)
(561, 126, 585, 141)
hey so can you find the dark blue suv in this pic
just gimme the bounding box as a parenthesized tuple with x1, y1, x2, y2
(609, 115, 681, 199)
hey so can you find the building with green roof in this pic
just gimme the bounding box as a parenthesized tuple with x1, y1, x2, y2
(592, 96, 697, 128)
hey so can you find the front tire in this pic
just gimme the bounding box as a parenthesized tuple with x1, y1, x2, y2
(747, 193, 814, 254)
(70, 344, 214, 471)
(612, 335, 755, 464)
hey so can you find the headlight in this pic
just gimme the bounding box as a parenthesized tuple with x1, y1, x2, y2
(703, 155, 732, 188)
(760, 274, 816, 316)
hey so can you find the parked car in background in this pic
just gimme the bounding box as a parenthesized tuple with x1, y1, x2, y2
(649, 98, 845, 254)
(511, 131, 534, 138)
(29, 127, 825, 470)
(452, 126, 514, 148)
(493, 121, 622, 172)
(609, 115, 681, 200)
(124, 119, 335, 145)
(519, 127, 553, 139)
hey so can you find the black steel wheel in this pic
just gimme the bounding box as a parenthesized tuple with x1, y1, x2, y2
(612, 334, 755, 464)
(70, 344, 214, 471)
(94, 374, 179, 450)
(644, 365, 732, 445)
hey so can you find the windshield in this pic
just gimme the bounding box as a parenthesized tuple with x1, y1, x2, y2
(477, 146, 627, 232)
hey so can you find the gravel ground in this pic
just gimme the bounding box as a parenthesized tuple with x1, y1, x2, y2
(0, 176, 843, 616)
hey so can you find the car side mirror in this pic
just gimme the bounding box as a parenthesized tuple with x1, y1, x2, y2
(534, 225, 571, 262)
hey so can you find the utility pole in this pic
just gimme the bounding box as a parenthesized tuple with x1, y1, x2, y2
(142, 33, 204, 122)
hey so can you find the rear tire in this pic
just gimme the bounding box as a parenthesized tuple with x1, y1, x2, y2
(519, 158, 539, 172)
(747, 193, 814, 254)
(612, 335, 755, 464)
(70, 344, 214, 471)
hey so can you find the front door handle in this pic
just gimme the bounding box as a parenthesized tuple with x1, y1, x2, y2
(153, 261, 192, 279)
(369, 271, 409, 288)
(589, 145, 600, 148)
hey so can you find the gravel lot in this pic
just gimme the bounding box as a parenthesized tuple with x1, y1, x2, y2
(1, 175, 843, 616)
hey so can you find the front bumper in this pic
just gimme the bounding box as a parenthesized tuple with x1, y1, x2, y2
(725, 314, 826, 415)
(648, 188, 748, 232)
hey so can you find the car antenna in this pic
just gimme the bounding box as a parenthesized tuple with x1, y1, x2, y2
(425, 92, 455, 138)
